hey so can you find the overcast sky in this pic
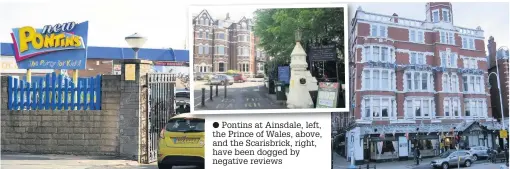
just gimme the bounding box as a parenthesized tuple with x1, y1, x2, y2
(1, 2, 508, 52)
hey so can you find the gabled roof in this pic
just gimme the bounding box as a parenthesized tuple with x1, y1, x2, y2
(193, 9, 214, 22)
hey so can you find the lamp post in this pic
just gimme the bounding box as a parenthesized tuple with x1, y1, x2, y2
(125, 33, 148, 59)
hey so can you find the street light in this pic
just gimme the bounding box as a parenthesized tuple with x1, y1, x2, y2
(125, 33, 148, 59)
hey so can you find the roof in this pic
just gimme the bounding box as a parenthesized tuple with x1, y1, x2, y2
(172, 113, 204, 119)
(1, 43, 189, 62)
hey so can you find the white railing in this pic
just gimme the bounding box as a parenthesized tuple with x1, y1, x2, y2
(358, 11, 426, 28)
(456, 26, 484, 37)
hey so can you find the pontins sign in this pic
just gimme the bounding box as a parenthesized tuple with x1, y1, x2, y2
(11, 21, 89, 69)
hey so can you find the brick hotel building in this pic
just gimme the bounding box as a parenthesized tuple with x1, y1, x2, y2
(345, 2, 505, 163)
(192, 10, 268, 77)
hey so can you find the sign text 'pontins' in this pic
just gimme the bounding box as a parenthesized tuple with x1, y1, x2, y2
(11, 21, 89, 69)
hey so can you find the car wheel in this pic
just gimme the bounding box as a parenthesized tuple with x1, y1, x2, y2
(472, 154, 478, 161)
(220, 81, 225, 86)
(441, 162, 449, 169)
(464, 160, 472, 167)
(157, 163, 173, 169)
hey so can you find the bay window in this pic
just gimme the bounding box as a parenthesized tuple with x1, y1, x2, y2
(410, 52, 426, 65)
(363, 45, 394, 62)
(405, 97, 434, 119)
(440, 31, 455, 45)
(362, 96, 396, 120)
(443, 97, 461, 118)
(462, 75, 484, 93)
(370, 24, 387, 38)
(463, 57, 478, 69)
(464, 99, 487, 118)
(440, 51, 458, 68)
(215, 46, 225, 55)
(404, 71, 434, 92)
(362, 68, 395, 91)
(442, 73, 459, 92)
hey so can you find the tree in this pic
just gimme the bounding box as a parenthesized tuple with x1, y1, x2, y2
(253, 8, 344, 61)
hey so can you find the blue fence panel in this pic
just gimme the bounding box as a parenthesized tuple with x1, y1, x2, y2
(6, 73, 103, 110)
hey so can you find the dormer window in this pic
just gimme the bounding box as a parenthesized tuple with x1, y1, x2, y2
(432, 9, 439, 23)
(205, 19, 209, 25)
(442, 8, 450, 22)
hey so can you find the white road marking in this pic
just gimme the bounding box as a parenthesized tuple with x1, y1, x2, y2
(226, 103, 233, 108)
(256, 102, 261, 107)
(216, 103, 222, 109)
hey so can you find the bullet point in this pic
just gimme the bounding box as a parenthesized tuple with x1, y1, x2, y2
(213, 122, 219, 128)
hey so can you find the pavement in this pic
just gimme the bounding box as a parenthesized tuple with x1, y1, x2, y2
(332, 152, 509, 169)
(193, 78, 286, 110)
(0, 153, 201, 169)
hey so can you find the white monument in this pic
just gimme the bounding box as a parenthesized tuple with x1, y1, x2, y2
(286, 30, 318, 109)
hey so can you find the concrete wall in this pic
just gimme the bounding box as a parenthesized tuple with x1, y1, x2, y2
(0, 75, 122, 155)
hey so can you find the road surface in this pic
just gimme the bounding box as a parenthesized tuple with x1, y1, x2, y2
(194, 79, 286, 110)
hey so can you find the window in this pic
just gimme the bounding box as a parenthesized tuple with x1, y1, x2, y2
(462, 75, 484, 93)
(205, 32, 209, 39)
(198, 31, 203, 39)
(362, 96, 396, 120)
(370, 24, 387, 37)
(451, 74, 458, 92)
(440, 32, 455, 45)
(238, 47, 249, 56)
(409, 30, 425, 43)
(464, 99, 487, 118)
(404, 71, 434, 91)
(362, 68, 395, 91)
(405, 97, 434, 119)
(218, 62, 225, 72)
(216, 33, 225, 40)
(442, 9, 450, 22)
(198, 65, 208, 73)
(463, 57, 478, 69)
(442, 73, 459, 92)
(432, 10, 439, 22)
(410, 52, 425, 65)
(238, 35, 248, 42)
(440, 51, 457, 68)
(462, 37, 475, 50)
(363, 45, 394, 62)
(198, 45, 203, 54)
(443, 98, 461, 118)
(215, 46, 225, 55)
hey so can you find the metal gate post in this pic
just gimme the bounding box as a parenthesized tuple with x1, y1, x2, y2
(209, 85, 213, 101)
(215, 85, 218, 97)
(201, 88, 205, 107)
(224, 83, 227, 98)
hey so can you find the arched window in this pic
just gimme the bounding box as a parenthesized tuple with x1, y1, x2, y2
(451, 74, 458, 92)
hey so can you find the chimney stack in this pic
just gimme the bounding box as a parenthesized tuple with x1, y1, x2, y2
(392, 13, 399, 23)
(488, 36, 497, 67)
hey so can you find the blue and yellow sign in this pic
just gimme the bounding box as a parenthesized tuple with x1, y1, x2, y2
(11, 21, 88, 69)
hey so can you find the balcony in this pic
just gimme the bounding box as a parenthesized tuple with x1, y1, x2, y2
(356, 11, 426, 29)
(455, 26, 484, 38)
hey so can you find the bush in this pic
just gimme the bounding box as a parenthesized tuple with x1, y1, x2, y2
(226, 70, 240, 75)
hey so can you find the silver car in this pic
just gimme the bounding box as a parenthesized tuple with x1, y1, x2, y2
(208, 74, 234, 85)
(467, 146, 489, 161)
(430, 150, 473, 169)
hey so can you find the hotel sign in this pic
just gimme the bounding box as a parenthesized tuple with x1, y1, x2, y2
(11, 21, 89, 69)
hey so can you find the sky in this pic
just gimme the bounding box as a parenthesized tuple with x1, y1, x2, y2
(1, 2, 508, 52)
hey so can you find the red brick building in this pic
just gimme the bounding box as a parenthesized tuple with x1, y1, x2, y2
(488, 37, 509, 122)
(346, 2, 501, 163)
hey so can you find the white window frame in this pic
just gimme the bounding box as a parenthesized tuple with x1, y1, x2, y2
(215, 45, 226, 55)
(462, 57, 478, 69)
(409, 52, 426, 65)
(362, 45, 395, 63)
(361, 68, 395, 91)
(218, 62, 226, 72)
(237, 46, 250, 57)
(197, 44, 204, 54)
(216, 33, 226, 40)
(442, 8, 451, 22)
(238, 34, 248, 42)
(461, 37, 475, 50)
(442, 97, 461, 118)
(361, 96, 397, 120)
(440, 31, 455, 45)
(440, 50, 458, 68)
(409, 29, 425, 43)
(464, 98, 487, 118)
(404, 97, 435, 119)
(403, 71, 434, 92)
(370, 24, 388, 38)
(442, 73, 459, 93)
(462, 74, 485, 94)
(432, 9, 440, 23)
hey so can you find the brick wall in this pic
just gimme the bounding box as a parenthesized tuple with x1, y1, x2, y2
(0, 75, 122, 155)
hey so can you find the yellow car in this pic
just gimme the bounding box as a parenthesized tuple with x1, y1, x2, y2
(158, 113, 205, 169)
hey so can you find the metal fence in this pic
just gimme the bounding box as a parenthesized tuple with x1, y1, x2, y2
(7, 72, 102, 110)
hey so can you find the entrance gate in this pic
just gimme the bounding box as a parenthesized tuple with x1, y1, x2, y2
(146, 73, 176, 163)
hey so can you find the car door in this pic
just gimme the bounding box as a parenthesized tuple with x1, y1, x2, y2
(459, 151, 471, 163)
(448, 152, 459, 165)
(479, 147, 488, 157)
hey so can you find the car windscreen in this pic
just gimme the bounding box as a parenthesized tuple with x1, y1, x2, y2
(439, 151, 453, 158)
(166, 118, 205, 132)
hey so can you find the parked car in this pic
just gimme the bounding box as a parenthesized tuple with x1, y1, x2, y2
(194, 73, 205, 81)
(231, 73, 247, 83)
(175, 88, 190, 98)
(254, 73, 265, 78)
(158, 113, 204, 169)
(208, 74, 233, 85)
(467, 146, 489, 161)
(430, 150, 473, 169)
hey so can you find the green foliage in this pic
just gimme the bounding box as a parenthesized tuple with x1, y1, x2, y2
(253, 8, 344, 61)
(226, 70, 240, 75)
